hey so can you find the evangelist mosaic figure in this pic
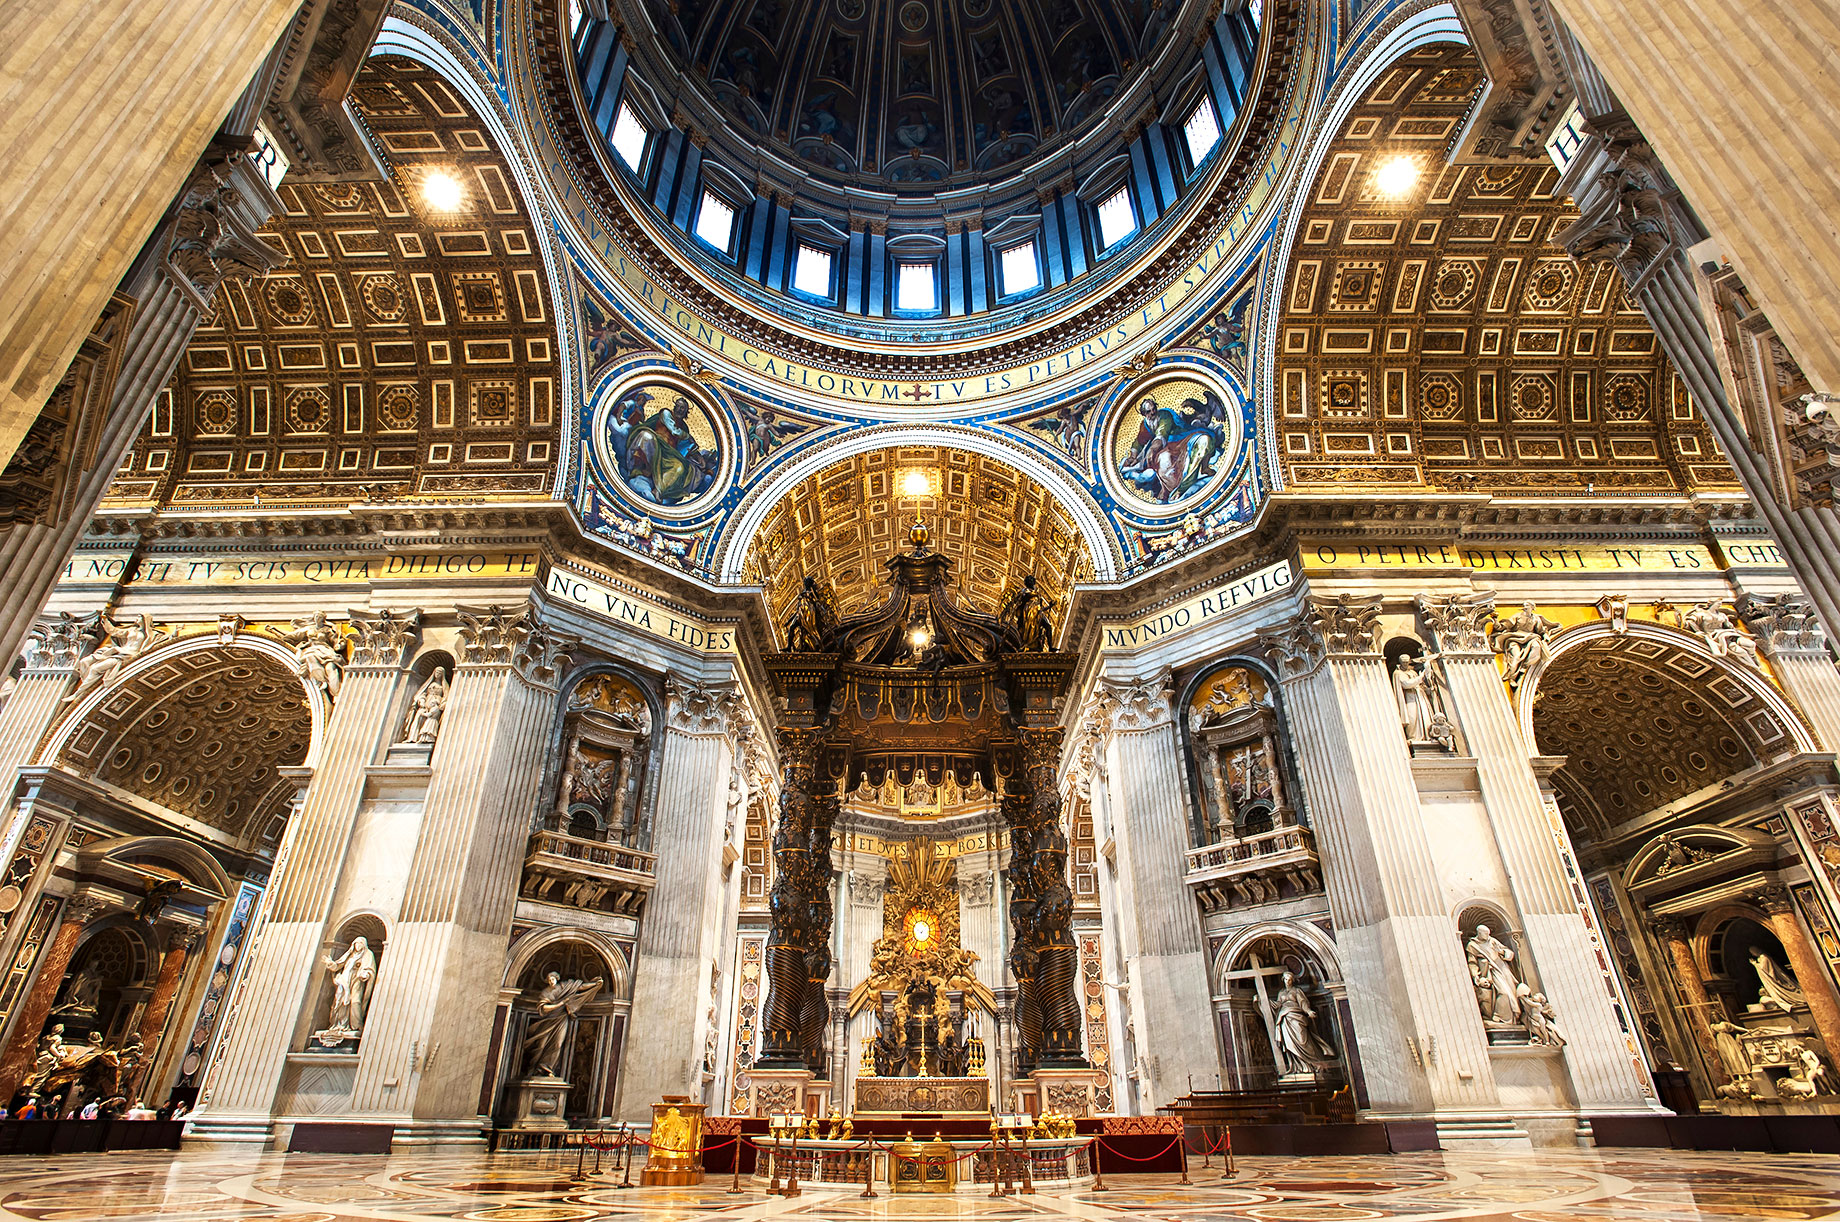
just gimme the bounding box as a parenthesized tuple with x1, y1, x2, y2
(607, 387, 720, 507)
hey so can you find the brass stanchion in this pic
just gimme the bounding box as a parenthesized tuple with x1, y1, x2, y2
(1020, 1136, 1035, 1195)
(1178, 1130, 1191, 1185)
(784, 1125, 801, 1197)
(1090, 1137, 1107, 1192)
(860, 1139, 879, 1198)
(617, 1125, 635, 1189)
(572, 1131, 589, 1183)
(728, 1134, 744, 1194)
(1222, 1127, 1236, 1179)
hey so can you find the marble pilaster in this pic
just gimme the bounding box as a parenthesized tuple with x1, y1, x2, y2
(0, 618, 84, 834)
(615, 675, 743, 1121)
(1653, 917, 1723, 1088)
(1259, 599, 1500, 1119)
(137, 929, 199, 1071)
(191, 613, 408, 1136)
(1419, 593, 1652, 1111)
(348, 608, 566, 1142)
(1737, 597, 1840, 750)
(1078, 670, 1214, 1105)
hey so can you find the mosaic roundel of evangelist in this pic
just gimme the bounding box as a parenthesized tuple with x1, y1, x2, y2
(1103, 373, 1243, 515)
(592, 376, 733, 516)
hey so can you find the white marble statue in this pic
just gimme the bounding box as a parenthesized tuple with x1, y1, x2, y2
(316, 937, 377, 1043)
(1749, 945, 1805, 1012)
(275, 611, 347, 698)
(1269, 970, 1337, 1075)
(398, 667, 448, 744)
(1680, 600, 1760, 667)
(1779, 1042, 1831, 1100)
(1466, 925, 1523, 1026)
(1492, 602, 1559, 688)
(1393, 652, 1454, 750)
(66, 613, 165, 703)
(1517, 983, 1566, 1046)
(1708, 1019, 1755, 1092)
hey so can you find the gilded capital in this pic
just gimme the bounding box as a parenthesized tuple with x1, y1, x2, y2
(1257, 618, 1326, 678)
(456, 604, 531, 667)
(1736, 593, 1827, 658)
(1746, 884, 1796, 916)
(1305, 593, 1385, 657)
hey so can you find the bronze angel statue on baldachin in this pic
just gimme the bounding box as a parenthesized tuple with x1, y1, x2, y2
(997, 575, 1057, 653)
(783, 575, 841, 652)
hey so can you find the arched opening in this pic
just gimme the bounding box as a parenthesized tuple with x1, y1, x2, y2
(1529, 628, 1837, 1108)
(503, 940, 624, 1126)
(1213, 931, 1348, 1102)
(742, 444, 1096, 646)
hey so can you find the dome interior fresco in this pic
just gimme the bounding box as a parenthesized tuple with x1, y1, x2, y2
(641, 0, 1181, 191)
(1530, 635, 1790, 843)
(104, 55, 563, 511)
(743, 445, 1093, 638)
(1272, 41, 1738, 496)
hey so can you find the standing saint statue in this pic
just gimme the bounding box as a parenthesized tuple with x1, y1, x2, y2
(273, 611, 347, 698)
(1393, 652, 1454, 750)
(520, 971, 604, 1079)
(317, 936, 378, 1043)
(1465, 924, 1523, 1026)
(1269, 970, 1337, 1075)
(397, 667, 448, 745)
(1749, 945, 1805, 1012)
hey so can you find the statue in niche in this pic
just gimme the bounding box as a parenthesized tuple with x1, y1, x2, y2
(54, 968, 102, 1020)
(1680, 600, 1760, 667)
(565, 741, 618, 809)
(1269, 970, 1337, 1075)
(870, 1001, 906, 1076)
(1749, 945, 1805, 1012)
(1709, 1018, 1756, 1093)
(521, 971, 603, 1078)
(1491, 602, 1559, 689)
(34, 1026, 67, 1080)
(567, 674, 650, 733)
(397, 667, 448, 745)
(1392, 652, 1455, 752)
(1516, 983, 1566, 1047)
(273, 611, 347, 698)
(1465, 925, 1523, 1026)
(314, 936, 377, 1045)
(66, 613, 166, 703)
(1779, 1043, 1832, 1100)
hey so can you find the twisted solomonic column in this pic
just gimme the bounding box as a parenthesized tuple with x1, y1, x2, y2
(758, 726, 827, 1068)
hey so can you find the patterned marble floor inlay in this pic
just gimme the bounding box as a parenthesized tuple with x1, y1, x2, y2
(0, 1149, 1837, 1222)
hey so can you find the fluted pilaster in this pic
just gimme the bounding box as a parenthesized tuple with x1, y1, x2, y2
(1078, 670, 1206, 1100)
(195, 638, 402, 1125)
(1260, 598, 1496, 1115)
(1420, 593, 1652, 1110)
(617, 675, 743, 1120)
(351, 608, 565, 1130)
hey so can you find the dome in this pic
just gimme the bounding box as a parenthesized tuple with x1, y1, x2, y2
(644, 0, 1179, 194)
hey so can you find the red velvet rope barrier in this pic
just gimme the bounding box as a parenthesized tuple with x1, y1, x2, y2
(1092, 1135, 1183, 1163)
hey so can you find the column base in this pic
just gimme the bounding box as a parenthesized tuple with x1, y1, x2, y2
(1029, 1067, 1102, 1117)
(182, 1114, 278, 1151)
(746, 1067, 814, 1116)
(392, 1118, 491, 1147)
(1434, 1118, 1532, 1149)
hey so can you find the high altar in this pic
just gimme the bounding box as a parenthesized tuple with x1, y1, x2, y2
(847, 840, 994, 1114)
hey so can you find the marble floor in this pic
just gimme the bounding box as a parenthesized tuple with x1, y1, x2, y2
(0, 1148, 1836, 1222)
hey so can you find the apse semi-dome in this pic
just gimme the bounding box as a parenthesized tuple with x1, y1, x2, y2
(556, 0, 1290, 337)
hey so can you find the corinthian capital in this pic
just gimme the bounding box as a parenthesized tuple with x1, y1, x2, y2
(1736, 593, 1827, 658)
(1258, 618, 1325, 678)
(1086, 669, 1175, 736)
(514, 619, 576, 689)
(1306, 594, 1385, 657)
(1416, 592, 1498, 655)
(162, 153, 285, 312)
(664, 675, 744, 738)
(347, 608, 422, 668)
(456, 605, 531, 667)
(25, 612, 95, 672)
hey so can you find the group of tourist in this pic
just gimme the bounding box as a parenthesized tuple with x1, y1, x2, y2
(0, 1094, 186, 1122)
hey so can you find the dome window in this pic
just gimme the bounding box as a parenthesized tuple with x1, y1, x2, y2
(1184, 98, 1222, 165)
(793, 244, 835, 299)
(694, 191, 737, 254)
(610, 101, 649, 173)
(896, 261, 938, 313)
(1096, 186, 1138, 251)
(999, 241, 1041, 296)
